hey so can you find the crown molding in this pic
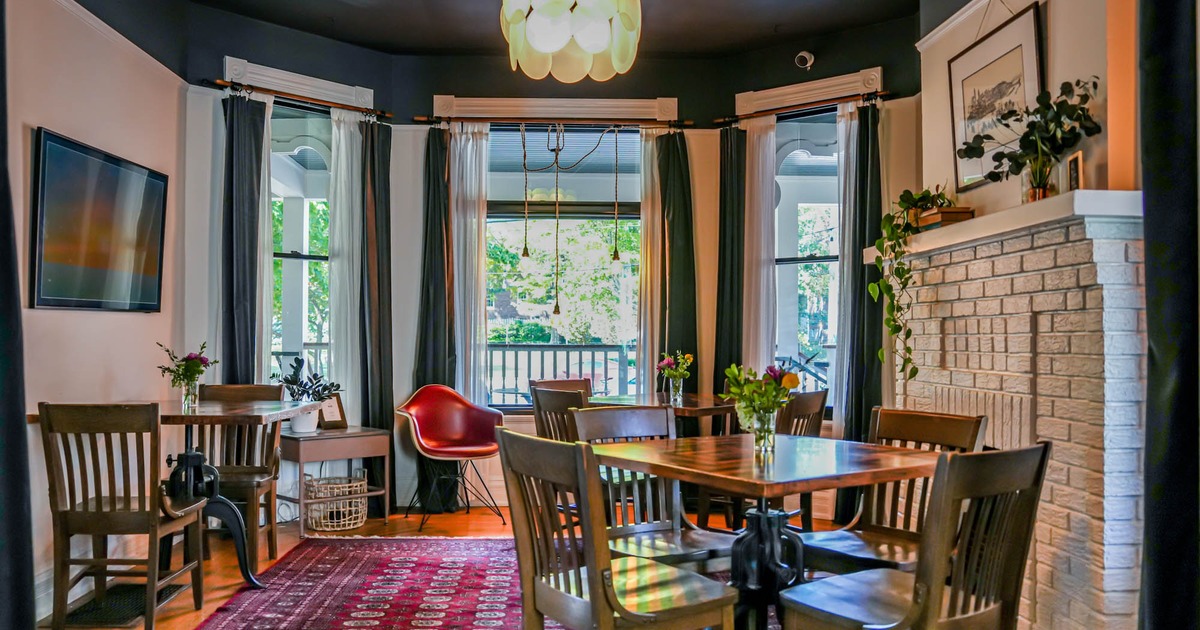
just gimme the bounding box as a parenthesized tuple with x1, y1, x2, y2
(734, 68, 882, 116)
(51, 0, 183, 83)
(916, 0, 1042, 53)
(224, 57, 374, 109)
(432, 96, 678, 121)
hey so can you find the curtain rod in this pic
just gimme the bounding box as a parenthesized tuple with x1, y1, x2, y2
(412, 115, 692, 128)
(712, 90, 888, 126)
(208, 79, 395, 119)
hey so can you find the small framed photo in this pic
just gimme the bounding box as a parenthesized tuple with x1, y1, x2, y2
(1066, 151, 1084, 191)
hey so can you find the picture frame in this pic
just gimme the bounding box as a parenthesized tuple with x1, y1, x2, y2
(318, 393, 349, 430)
(1066, 150, 1084, 191)
(948, 4, 1044, 192)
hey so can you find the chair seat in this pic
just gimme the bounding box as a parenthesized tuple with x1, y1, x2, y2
(64, 496, 205, 535)
(419, 441, 499, 460)
(801, 529, 921, 572)
(218, 471, 276, 489)
(610, 527, 736, 566)
(610, 556, 738, 620)
(780, 568, 916, 628)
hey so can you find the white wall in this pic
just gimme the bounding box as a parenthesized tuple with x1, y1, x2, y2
(918, 0, 1112, 214)
(8, 0, 188, 615)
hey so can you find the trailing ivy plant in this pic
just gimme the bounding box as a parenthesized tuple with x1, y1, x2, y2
(869, 189, 931, 380)
(956, 78, 1103, 190)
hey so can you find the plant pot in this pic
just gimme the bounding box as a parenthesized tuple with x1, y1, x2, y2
(290, 410, 320, 434)
(1022, 163, 1060, 204)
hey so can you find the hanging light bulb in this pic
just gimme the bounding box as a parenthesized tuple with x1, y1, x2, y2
(503, 0, 641, 82)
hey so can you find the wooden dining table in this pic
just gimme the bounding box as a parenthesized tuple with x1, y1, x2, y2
(592, 434, 940, 630)
(589, 391, 736, 419)
(159, 399, 320, 589)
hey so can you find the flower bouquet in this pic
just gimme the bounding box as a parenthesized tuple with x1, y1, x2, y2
(722, 363, 800, 453)
(657, 351, 694, 404)
(157, 342, 217, 409)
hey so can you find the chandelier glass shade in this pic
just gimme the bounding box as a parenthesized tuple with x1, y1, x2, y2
(501, 0, 642, 83)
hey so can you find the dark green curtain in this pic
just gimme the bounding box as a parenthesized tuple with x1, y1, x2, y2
(1139, 1, 1199, 625)
(413, 128, 459, 512)
(0, 0, 35, 621)
(359, 121, 395, 516)
(656, 132, 699, 395)
(220, 96, 267, 384)
(713, 127, 746, 394)
(834, 104, 884, 524)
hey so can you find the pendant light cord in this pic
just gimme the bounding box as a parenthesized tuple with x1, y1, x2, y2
(520, 123, 530, 257)
(612, 125, 621, 261)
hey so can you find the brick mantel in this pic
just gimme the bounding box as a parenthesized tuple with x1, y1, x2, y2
(893, 194, 1145, 629)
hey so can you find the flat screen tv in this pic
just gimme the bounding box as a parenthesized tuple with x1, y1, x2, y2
(31, 128, 167, 312)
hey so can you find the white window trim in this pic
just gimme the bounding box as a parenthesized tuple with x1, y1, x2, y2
(224, 56, 374, 110)
(734, 68, 883, 117)
(433, 95, 678, 122)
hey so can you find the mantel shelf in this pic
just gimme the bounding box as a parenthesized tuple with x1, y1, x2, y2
(861, 190, 1144, 264)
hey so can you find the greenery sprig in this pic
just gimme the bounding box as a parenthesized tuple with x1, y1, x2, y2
(156, 342, 217, 389)
(276, 357, 342, 402)
(869, 189, 933, 380)
(721, 363, 800, 423)
(957, 78, 1102, 189)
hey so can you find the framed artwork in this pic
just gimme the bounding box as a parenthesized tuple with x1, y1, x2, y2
(1066, 150, 1084, 190)
(949, 4, 1044, 192)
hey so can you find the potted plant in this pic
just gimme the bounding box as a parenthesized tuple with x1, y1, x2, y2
(721, 363, 800, 454)
(276, 357, 342, 432)
(657, 351, 693, 405)
(869, 191, 923, 381)
(897, 185, 964, 232)
(957, 78, 1102, 203)
(157, 342, 217, 410)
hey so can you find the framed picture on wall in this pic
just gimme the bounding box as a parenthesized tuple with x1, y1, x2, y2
(948, 4, 1043, 192)
(1066, 150, 1084, 190)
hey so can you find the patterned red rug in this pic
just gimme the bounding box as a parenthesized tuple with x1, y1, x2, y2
(198, 537, 777, 629)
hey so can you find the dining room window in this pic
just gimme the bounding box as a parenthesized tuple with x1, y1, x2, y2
(774, 109, 840, 396)
(484, 125, 642, 409)
(269, 104, 332, 378)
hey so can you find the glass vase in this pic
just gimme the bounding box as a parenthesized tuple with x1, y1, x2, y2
(668, 377, 684, 405)
(1022, 162, 1060, 204)
(738, 407, 777, 454)
(181, 380, 199, 410)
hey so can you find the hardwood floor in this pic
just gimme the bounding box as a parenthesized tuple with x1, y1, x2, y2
(71, 508, 817, 630)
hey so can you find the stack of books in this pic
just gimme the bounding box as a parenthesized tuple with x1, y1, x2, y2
(917, 207, 974, 230)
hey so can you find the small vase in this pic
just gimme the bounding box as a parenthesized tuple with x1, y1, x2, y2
(668, 377, 684, 405)
(1022, 164, 1060, 204)
(181, 381, 199, 410)
(738, 407, 777, 454)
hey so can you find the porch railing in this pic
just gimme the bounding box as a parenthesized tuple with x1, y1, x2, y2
(271, 342, 330, 379)
(487, 343, 637, 407)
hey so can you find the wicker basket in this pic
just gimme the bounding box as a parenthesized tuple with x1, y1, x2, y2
(304, 470, 368, 532)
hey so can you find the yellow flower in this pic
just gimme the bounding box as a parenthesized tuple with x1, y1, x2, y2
(781, 372, 800, 390)
(684, 354, 694, 363)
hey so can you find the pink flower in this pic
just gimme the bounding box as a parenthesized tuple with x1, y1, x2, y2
(658, 357, 675, 370)
(764, 365, 783, 383)
(185, 353, 198, 361)
(199, 356, 210, 366)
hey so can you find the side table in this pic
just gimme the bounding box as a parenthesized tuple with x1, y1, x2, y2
(279, 425, 392, 538)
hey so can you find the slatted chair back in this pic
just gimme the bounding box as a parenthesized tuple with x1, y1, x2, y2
(39, 403, 161, 533)
(497, 428, 616, 630)
(860, 407, 988, 537)
(913, 442, 1051, 629)
(531, 387, 587, 442)
(776, 389, 828, 437)
(197, 384, 286, 473)
(529, 377, 593, 397)
(570, 406, 679, 537)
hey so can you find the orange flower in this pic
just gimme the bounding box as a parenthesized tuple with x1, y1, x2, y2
(781, 372, 800, 390)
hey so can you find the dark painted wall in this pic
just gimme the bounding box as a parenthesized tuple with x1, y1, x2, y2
(919, 0, 973, 37)
(74, 0, 921, 125)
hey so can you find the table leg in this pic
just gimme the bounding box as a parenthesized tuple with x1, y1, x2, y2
(728, 500, 805, 630)
(298, 461, 307, 539)
(384, 448, 392, 521)
(204, 496, 265, 589)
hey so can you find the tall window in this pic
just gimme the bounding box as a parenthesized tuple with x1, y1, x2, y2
(774, 110, 840, 395)
(484, 125, 642, 408)
(269, 104, 333, 377)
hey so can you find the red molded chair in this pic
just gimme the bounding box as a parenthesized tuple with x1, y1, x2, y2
(398, 385, 507, 530)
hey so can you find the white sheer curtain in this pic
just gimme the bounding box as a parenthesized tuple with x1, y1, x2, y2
(328, 109, 366, 423)
(741, 115, 777, 371)
(450, 122, 490, 404)
(253, 94, 276, 382)
(637, 127, 667, 393)
(832, 101, 860, 438)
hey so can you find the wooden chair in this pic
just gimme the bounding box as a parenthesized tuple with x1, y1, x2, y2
(196, 384, 286, 573)
(39, 403, 205, 630)
(571, 405, 737, 573)
(780, 442, 1051, 630)
(530, 386, 587, 442)
(802, 407, 987, 575)
(528, 377, 593, 396)
(697, 389, 829, 532)
(496, 428, 737, 630)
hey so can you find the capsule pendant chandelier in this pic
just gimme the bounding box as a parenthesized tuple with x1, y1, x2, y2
(501, 0, 643, 83)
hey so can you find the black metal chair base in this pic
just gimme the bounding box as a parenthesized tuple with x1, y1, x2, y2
(405, 458, 506, 531)
(729, 503, 805, 630)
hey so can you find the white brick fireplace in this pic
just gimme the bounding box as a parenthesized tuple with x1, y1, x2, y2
(886, 191, 1145, 629)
